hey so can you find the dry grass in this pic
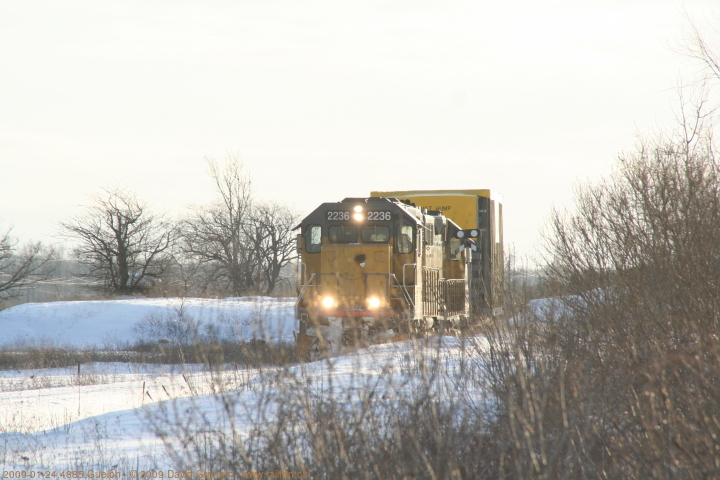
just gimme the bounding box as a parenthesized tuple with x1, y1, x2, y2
(0, 340, 296, 371)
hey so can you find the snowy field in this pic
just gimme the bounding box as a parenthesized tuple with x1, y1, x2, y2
(0, 297, 298, 348)
(0, 298, 493, 472)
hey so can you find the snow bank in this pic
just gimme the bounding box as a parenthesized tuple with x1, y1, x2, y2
(0, 297, 298, 348)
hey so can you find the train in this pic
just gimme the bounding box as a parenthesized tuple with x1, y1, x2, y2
(294, 190, 503, 360)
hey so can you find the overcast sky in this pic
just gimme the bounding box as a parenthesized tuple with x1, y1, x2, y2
(1, 0, 718, 261)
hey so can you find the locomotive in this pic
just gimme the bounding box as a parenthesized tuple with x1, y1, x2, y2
(295, 191, 503, 359)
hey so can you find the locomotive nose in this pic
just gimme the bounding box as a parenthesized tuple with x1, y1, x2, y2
(320, 244, 391, 309)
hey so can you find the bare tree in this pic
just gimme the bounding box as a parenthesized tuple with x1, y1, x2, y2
(0, 226, 54, 301)
(61, 188, 175, 296)
(180, 155, 255, 296)
(243, 201, 298, 294)
(180, 155, 298, 296)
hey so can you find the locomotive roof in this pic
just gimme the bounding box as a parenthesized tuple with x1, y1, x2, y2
(299, 196, 426, 226)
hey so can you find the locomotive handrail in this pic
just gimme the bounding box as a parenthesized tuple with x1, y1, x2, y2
(389, 273, 414, 308)
(296, 272, 340, 305)
(295, 272, 336, 307)
(295, 272, 317, 310)
(305, 272, 334, 285)
(296, 261, 307, 288)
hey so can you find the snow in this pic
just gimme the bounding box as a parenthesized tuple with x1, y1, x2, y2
(0, 298, 492, 471)
(0, 297, 298, 347)
(509, 288, 624, 326)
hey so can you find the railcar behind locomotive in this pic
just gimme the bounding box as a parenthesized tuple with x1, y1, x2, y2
(295, 193, 503, 359)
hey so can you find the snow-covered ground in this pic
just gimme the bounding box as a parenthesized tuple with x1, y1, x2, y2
(0, 296, 297, 347)
(0, 298, 492, 471)
(0, 361, 267, 469)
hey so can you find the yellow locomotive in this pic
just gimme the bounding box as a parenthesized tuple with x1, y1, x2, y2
(295, 191, 503, 359)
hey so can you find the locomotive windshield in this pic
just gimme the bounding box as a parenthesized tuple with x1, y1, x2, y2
(361, 225, 390, 243)
(328, 225, 357, 243)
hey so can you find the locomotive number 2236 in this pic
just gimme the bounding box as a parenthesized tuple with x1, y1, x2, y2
(367, 211, 392, 221)
(326, 211, 392, 221)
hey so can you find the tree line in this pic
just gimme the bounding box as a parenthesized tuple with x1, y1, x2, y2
(0, 156, 298, 302)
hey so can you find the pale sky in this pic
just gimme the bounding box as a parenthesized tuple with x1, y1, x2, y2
(1, 0, 718, 262)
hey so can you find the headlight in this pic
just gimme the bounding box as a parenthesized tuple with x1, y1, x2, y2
(321, 296, 335, 309)
(353, 212, 364, 221)
(367, 296, 381, 309)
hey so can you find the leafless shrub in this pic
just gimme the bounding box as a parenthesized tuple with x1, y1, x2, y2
(481, 94, 720, 477)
